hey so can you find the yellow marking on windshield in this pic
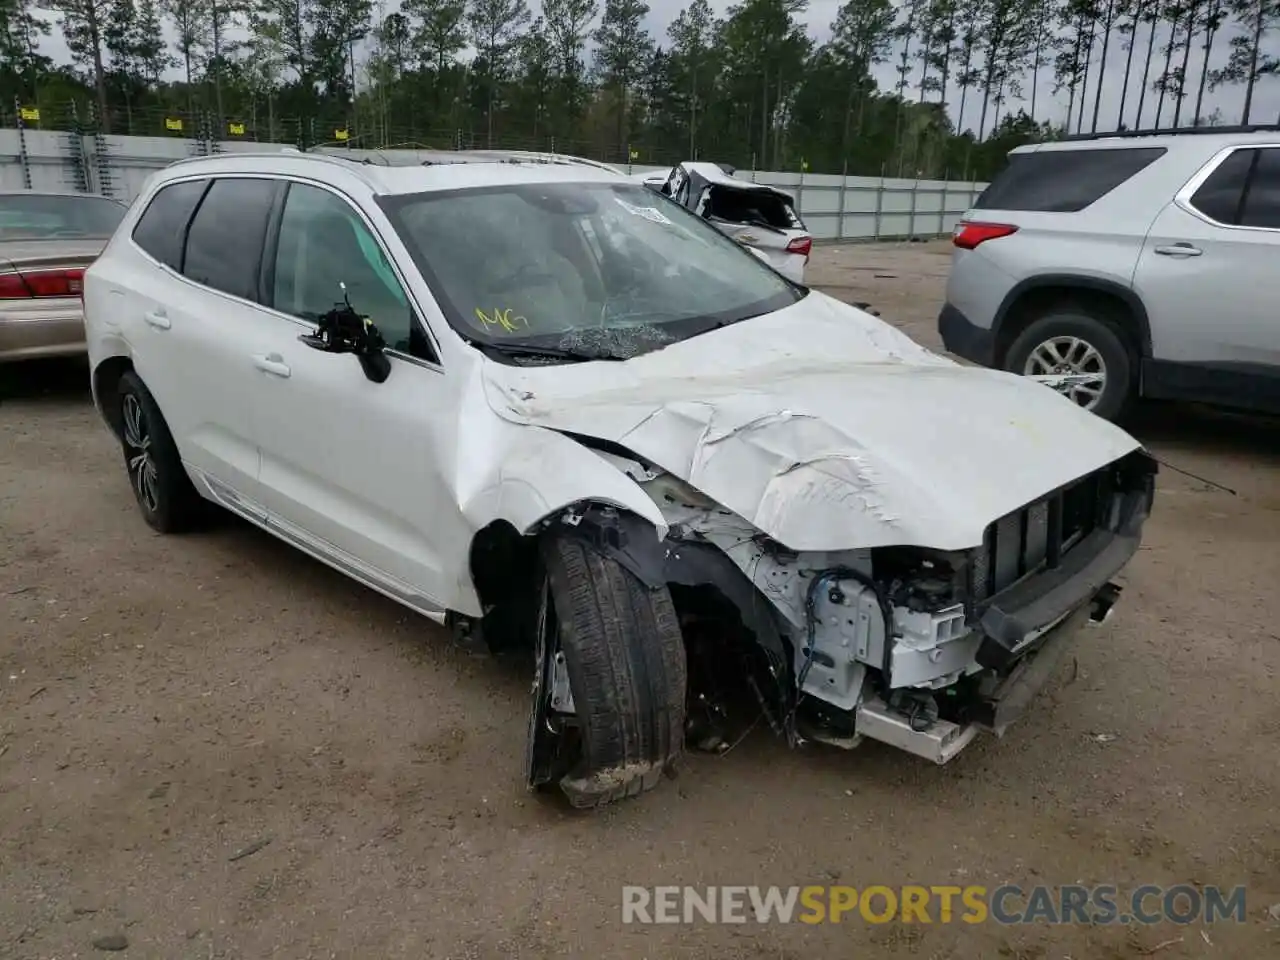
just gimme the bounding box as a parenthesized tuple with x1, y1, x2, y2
(475, 306, 530, 334)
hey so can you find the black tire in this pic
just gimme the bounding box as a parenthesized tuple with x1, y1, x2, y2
(540, 535, 687, 809)
(1004, 309, 1134, 422)
(117, 371, 204, 533)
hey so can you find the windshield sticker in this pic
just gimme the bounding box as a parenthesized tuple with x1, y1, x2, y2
(475, 306, 530, 334)
(613, 197, 673, 226)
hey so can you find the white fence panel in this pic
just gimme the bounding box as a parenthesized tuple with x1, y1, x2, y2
(1, 130, 988, 240)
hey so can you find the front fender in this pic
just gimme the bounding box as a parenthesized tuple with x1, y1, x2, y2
(458, 426, 668, 539)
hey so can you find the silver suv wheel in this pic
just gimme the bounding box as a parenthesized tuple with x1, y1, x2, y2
(1022, 336, 1107, 411)
(1003, 309, 1133, 422)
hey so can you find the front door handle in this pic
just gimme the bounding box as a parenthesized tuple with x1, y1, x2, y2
(252, 353, 292, 378)
(1154, 243, 1203, 257)
(143, 310, 171, 329)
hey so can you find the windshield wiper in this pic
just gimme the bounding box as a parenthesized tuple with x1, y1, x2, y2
(478, 340, 625, 363)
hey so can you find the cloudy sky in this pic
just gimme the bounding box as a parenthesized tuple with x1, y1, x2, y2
(32, 0, 1280, 137)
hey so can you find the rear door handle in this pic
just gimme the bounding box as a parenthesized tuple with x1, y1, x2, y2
(1154, 243, 1203, 257)
(252, 353, 291, 379)
(144, 310, 171, 329)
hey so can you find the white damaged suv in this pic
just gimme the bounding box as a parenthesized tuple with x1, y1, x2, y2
(83, 151, 1156, 807)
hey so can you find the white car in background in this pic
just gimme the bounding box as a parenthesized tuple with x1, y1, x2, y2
(82, 150, 1154, 809)
(641, 161, 813, 284)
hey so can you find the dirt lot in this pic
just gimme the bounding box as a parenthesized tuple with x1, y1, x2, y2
(3, 241, 1279, 959)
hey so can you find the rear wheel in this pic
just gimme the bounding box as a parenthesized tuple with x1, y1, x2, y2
(118, 371, 203, 533)
(1004, 309, 1134, 421)
(527, 534, 687, 808)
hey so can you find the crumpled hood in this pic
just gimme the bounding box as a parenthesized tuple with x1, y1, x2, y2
(481, 292, 1143, 552)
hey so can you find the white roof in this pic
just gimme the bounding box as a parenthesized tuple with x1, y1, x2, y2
(152, 150, 628, 196)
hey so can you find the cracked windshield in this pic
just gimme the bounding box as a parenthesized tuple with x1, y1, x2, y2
(384, 181, 802, 361)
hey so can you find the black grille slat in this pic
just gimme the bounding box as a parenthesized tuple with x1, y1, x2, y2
(1046, 495, 1063, 567)
(993, 513, 1022, 588)
(971, 536, 992, 603)
(1024, 500, 1049, 573)
(978, 470, 1105, 599)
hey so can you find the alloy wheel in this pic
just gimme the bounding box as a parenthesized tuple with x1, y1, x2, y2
(122, 394, 160, 513)
(1022, 335, 1107, 411)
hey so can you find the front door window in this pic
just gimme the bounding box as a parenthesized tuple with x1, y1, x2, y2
(271, 183, 430, 359)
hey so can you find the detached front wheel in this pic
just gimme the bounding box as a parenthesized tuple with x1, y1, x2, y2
(526, 534, 687, 808)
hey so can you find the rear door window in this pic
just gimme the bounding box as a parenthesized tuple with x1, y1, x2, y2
(182, 177, 278, 301)
(131, 179, 208, 269)
(1188, 148, 1255, 225)
(975, 147, 1166, 212)
(1240, 148, 1280, 229)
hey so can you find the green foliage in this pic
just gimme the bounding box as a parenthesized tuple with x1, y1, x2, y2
(2, 0, 1275, 178)
(593, 0, 650, 154)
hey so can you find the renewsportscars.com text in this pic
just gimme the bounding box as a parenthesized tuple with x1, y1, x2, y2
(621, 884, 1247, 926)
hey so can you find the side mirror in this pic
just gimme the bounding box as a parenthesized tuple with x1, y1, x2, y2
(299, 299, 391, 383)
(746, 246, 770, 264)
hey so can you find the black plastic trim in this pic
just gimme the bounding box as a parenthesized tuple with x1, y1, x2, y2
(257, 180, 289, 306)
(977, 528, 1140, 667)
(975, 604, 1091, 734)
(992, 274, 1153, 361)
(1141, 358, 1280, 415)
(938, 302, 996, 365)
(662, 539, 793, 729)
(975, 452, 1155, 669)
(547, 503, 668, 588)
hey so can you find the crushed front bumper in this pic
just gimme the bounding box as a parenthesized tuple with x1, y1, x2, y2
(850, 452, 1155, 763)
(854, 600, 1098, 764)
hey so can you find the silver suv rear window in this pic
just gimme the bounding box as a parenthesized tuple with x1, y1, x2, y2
(975, 147, 1167, 213)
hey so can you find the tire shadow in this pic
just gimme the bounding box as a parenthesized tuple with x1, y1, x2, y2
(1124, 399, 1280, 463)
(0, 356, 92, 406)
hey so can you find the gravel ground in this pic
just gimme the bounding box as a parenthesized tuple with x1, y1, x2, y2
(2, 241, 1279, 959)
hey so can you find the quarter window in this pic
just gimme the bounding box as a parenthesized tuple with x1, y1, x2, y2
(1240, 148, 1280, 229)
(975, 147, 1166, 213)
(182, 177, 277, 300)
(270, 182, 423, 358)
(1188, 149, 1255, 225)
(132, 179, 208, 269)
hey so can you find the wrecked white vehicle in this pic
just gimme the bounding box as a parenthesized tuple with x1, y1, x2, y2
(83, 152, 1155, 809)
(645, 161, 813, 284)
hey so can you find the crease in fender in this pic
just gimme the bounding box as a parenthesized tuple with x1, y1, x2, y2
(702, 409, 818, 445)
(776, 451, 881, 479)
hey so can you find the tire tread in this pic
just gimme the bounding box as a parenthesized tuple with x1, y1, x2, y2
(541, 535, 686, 808)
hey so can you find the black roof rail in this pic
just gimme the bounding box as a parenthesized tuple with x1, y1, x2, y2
(1061, 123, 1280, 141)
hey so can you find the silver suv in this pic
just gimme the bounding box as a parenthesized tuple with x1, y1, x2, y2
(939, 127, 1280, 421)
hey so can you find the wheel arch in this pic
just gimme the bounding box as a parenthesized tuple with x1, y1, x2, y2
(467, 495, 668, 608)
(91, 349, 135, 439)
(457, 427, 670, 623)
(992, 276, 1151, 367)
